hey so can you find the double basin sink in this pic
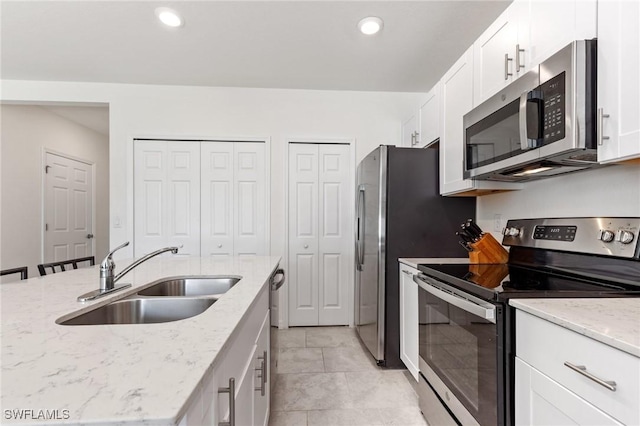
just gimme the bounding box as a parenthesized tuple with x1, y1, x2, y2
(58, 276, 241, 326)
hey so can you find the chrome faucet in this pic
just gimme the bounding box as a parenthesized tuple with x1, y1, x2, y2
(77, 242, 179, 302)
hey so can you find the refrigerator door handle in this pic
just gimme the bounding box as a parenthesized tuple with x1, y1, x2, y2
(356, 186, 365, 270)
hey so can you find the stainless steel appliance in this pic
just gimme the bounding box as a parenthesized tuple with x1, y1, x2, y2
(464, 40, 601, 182)
(269, 267, 285, 392)
(354, 145, 476, 367)
(416, 217, 640, 425)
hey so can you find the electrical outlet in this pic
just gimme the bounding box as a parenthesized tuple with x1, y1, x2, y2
(494, 214, 502, 232)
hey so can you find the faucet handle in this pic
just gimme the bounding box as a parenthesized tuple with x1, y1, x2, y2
(101, 241, 130, 271)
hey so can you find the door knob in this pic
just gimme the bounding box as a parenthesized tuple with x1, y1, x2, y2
(304, 244, 309, 249)
(86, 234, 94, 239)
(218, 244, 223, 248)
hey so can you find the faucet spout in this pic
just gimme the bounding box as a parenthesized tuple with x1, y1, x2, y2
(113, 246, 180, 284)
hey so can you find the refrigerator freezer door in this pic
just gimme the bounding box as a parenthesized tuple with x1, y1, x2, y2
(355, 146, 386, 363)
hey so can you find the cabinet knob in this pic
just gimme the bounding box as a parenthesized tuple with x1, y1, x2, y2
(218, 244, 223, 248)
(304, 244, 309, 249)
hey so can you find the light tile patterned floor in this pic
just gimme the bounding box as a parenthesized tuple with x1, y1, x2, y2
(269, 327, 427, 426)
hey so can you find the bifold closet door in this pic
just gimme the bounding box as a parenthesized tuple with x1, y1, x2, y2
(134, 140, 201, 256)
(288, 143, 351, 326)
(201, 142, 267, 258)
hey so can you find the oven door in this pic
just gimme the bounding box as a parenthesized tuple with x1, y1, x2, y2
(415, 274, 499, 426)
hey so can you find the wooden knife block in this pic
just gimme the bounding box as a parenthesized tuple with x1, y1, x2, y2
(468, 233, 509, 264)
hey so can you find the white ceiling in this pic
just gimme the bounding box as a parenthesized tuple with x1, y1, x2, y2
(1, 1, 510, 93)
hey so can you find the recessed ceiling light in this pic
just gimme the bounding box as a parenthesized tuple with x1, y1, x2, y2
(155, 7, 183, 28)
(358, 17, 383, 35)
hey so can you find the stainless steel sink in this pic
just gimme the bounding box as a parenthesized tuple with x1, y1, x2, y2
(136, 276, 241, 297)
(58, 297, 216, 325)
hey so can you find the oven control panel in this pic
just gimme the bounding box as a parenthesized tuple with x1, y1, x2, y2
(502, 218, 640, 259)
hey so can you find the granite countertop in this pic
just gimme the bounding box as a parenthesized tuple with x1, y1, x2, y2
(510, 298, 640, 358)
(1, 255, 281, 425)
(399, 258, 470, 269)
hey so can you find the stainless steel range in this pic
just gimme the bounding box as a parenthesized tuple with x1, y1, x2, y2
(415, 217, 640, 425)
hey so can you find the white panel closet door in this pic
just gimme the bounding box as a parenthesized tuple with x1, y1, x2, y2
(289, 143, 320, 326)
(134, 140, 200, 257)
(318, 144, 350, 325)
(201, 142, 234, 258)
(288, 143, 350, 326)
(234, 142, 266, 256)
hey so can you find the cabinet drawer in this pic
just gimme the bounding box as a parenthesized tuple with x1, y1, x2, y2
(516, 310, 640, 425)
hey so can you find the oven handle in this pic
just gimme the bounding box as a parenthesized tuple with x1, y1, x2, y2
(413, 274, 496, 324)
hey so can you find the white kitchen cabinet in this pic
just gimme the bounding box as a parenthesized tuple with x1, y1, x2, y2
(527, 0, 596, 70)
(201, 141, 267, 257)
(473, 1, 525, 104)
(180, 285, 270, 426)
(402, 113, 419, 148)
(597, 0, 640, 163)
(253, 311, 270, 426)
(515, 358, 621, 426)
(473, 0, 596, 106)
(134, 140, 268, 258)
(134, 140, 201, 256)
(439, 47, 522, 196)
(399, 262, 419, 381)
(288, 143, 352, 326)
(515, 310, 639, 426)
(418, 82, 440, 148)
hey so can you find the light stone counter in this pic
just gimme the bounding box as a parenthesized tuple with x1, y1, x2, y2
(1, 255, 281, 425)
(399, 258, 469, 269)
(510, 298, 640, 358)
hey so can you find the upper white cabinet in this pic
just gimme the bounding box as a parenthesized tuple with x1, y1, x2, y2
(473, 0, 596, 106)
(527, 0, 596, 70)
(597, 0, 640, 163)
(134, 140, 268, 257)
(439, 47, 522, 196)
(402, 113, 419, 148)
(473, 1, 525, 105)
(418, 82, 440, 148)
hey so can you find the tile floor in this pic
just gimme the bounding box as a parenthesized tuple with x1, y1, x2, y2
(269, 326, 428, 426)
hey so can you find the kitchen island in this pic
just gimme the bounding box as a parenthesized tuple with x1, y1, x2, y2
(1, 255, 280, 425)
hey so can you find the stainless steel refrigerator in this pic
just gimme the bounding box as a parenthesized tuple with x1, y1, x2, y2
(355, 145, 476, 367)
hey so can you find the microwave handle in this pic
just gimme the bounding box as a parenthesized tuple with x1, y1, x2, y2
(519, 91, 531, 151)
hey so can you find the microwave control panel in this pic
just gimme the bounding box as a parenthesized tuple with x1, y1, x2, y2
(541, 72, 566, 144)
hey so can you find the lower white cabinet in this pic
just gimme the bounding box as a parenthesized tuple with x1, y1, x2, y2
(399, 262, 419, 381)
(515, 310, 639, 426)
(179, 284, 270, 426)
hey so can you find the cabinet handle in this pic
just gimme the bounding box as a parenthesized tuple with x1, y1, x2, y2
(218, 377, 236, 426)
(504, 54, 513, 80)
(515, 44, 525, 71)
(410, 132, 416, 146)
(402, 270, 415, 277)
(597, 108, 611, 146)
(255, 350, 267, 396)
(564, 362, 617, 392)
(414, 131, 420, 145)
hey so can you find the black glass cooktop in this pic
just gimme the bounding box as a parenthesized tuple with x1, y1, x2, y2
(417, 263, 640, 302)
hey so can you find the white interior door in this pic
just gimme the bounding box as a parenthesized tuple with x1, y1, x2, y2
(288, 143, 351, 326)
(318, 144, 351, 325)
(44, 152, 93, 262)
(201, 142, 234, 258)
(134, 140, 200, 256)
(288, 143, 320, 326)
(234, 142, 266, 256)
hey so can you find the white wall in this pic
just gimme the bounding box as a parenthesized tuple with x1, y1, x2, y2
(1, 80, 424, 261)
(0, 105, 109, 281)
(477, 162, 640, 238)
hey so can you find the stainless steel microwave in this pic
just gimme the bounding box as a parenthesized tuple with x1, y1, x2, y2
(464, 40, 601, 182)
